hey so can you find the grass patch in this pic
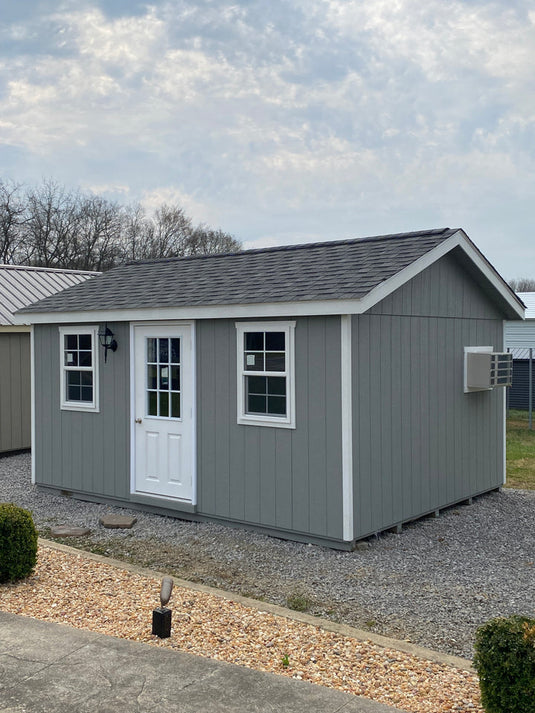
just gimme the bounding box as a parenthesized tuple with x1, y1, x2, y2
(285, 589, 312, 612)
(506, 410, 535, 489)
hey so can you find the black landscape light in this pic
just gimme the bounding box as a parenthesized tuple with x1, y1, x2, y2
(98, 324, 117, 363)
(152, 577, 174, 638)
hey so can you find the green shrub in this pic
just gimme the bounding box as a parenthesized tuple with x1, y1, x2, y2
(473, 615, 535, 713)
(0, 503, 38, 583)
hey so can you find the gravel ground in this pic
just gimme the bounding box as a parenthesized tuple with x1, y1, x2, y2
(2, 452, 535, 659)
(0, 545, 482, 713)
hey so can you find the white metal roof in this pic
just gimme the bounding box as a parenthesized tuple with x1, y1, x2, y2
(0, 264, 99, 326)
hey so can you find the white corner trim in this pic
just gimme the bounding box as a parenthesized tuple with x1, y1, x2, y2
(502, 321, 507, 485)
(30, 326, 36, 485)
(341, 315, 354, 542)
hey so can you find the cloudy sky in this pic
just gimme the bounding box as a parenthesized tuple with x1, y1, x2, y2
(1, 0, 534, 279)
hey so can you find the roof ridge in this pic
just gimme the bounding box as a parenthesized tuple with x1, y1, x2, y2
(127, 228, 455, 267)
(0, 264, 100, 275)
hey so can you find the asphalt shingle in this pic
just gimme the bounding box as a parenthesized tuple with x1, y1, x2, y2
(19, 228, 457, 314)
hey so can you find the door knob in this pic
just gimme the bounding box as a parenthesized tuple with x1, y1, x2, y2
(135, 417, 142, 424)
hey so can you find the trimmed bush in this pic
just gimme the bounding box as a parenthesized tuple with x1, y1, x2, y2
(473, 615, 535, 713)
(0, 503, 38, 583)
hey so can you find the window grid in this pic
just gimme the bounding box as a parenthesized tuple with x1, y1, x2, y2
(59, 327, 99, 412)
(146, 337, 181, 419)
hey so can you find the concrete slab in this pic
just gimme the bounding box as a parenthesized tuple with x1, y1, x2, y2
(50, 527, 91, 538)
(0, 612, 403, 713)
(99, 515, 137, 529)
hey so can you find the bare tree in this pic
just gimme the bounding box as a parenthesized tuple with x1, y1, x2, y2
(1, 178, 242, 270)
(186, 225, 241, 256)
(0, 180, 26, 263)
(74, 195, 123, 271)
(22, 179, 82, 268)
(509, 278, 535, 293)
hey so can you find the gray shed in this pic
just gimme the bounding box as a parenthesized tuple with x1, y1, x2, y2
(0, 264, 98, 454)
(17, 228, 524, 548)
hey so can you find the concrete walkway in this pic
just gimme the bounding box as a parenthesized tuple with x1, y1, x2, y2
(0, 612, 404, 713)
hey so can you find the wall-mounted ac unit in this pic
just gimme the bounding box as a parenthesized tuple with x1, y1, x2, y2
(464, 347, 513, 393)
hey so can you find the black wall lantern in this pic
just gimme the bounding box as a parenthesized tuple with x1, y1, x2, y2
(98, 324, 117, 363)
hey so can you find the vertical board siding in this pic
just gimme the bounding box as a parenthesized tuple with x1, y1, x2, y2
(0, 333, 31, 453)
(34, 323, 130, 497)
(196, 316, 344, 540)
(352, 251, 506, 539)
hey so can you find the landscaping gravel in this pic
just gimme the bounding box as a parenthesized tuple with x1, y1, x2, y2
(2, 452, 535, 659)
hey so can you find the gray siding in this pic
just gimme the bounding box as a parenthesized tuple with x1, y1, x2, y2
(353, 253, 506, 538)
(196, 316, 344, 540)
(34, 323, 130, 496)
(0, 333, 31, 453)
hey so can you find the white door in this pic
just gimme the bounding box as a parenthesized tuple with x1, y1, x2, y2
(133, 323, 194, 502)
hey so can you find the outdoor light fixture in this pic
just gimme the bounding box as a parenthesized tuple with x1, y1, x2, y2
(98, 324, 117, 363)
(152, 576, 174, 638)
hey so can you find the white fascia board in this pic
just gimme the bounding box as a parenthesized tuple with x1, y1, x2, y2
(13, 301, 364, 324)
(455, 231, 525, 320)
(357, 229, 525, 319)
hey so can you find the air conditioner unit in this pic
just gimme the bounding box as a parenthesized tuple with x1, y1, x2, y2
(464, 347, 512, 393)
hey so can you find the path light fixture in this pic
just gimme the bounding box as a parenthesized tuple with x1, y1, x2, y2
(152, 576, 174, 638)
(98, 324, 117, 363)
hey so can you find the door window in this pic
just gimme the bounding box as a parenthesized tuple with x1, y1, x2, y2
(146, 337, 181, 418)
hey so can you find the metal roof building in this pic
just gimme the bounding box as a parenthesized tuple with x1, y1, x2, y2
(0, 264, 98, 453)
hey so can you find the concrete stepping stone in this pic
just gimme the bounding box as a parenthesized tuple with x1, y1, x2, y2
(99, 514, 137, 529)
(50, 526, 91, 538)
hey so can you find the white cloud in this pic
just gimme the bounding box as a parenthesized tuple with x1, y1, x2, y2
(0, 0, 534, 276)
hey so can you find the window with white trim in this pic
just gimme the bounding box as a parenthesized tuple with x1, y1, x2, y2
(59, 326, 99, 412)
(236, 321, 296, 428)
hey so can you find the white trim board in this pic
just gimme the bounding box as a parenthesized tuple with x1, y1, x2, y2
(340, 315, 354, 542)
(13, 230, 525, 325)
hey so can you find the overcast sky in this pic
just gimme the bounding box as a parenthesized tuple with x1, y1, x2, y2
(1, 0, 534, 279)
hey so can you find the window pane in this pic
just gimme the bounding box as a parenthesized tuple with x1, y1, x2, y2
(65, 351, 78, 367)
(159, 391, 169, 417)
(170, 339, 180, 364)
(171, 392, 180, 418)
(79, 351, 92, 367)
(267, 395, 286, 415)
(67, 371, 82, 387)
(159, 338, 169, 363)
(171, 366, 180, 391)
(247, 394, 266, 414)
(147, 338, 157, 363)
(245, 332, 263, 351)
(267, 376, 286, 396)
(147, 391, 158, 416)
(147, 365, 157, 390)
(244, 352, 264, 371)
(79, 334, 92, 350)
(81, 372, 93, 386)
(266, 332, 285, 351)
(265, 353, 285, 371)
(81, 386, 93, 402)
(68, 385, 81, 401)
(65, 334, 78, 350)
(159, 366, 169, 390)
(247, 375, 267, 395)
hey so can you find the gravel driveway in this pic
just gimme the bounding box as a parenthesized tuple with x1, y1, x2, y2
(2, 452, 534, 659)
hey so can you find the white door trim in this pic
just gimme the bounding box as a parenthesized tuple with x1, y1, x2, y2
(129, 321, 197, 504)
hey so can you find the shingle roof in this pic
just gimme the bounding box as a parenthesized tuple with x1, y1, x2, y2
(0, 265, 99, 325)
(19, 228, 458, 315)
